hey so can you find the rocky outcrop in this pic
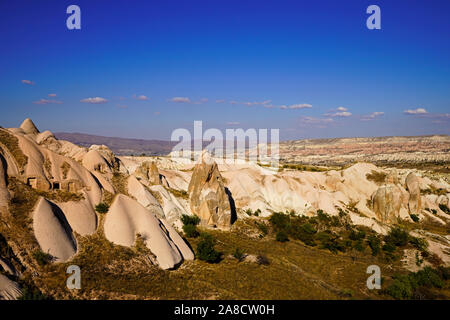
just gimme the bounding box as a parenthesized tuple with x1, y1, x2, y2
(32, 198, 77, 262)
(104, 194, 193, 269)
(371, 184, 403, 223)
(135, 161, 164, 185)
(19, 118, 39, 135)
(0, 154, 10, 215)
(405, 172, 421, 215)
(0, 274, 21, 300)
(188, 152, 233, 230)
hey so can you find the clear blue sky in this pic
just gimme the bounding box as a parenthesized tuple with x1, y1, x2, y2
(0, 0, 449, 140)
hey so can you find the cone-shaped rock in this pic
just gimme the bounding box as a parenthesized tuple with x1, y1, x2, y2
(19, 118, 40, 134)
(188, 151, 232, 230)
(405, 172, 421, 215)
(371, 184, 403, 223)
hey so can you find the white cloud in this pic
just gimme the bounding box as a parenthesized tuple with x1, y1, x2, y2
(288, 103, 312, 109)
(33, 99, 62, 105)
(21, 79, 35, 85)
(226, 122, 240, 125)
(169, 97, 191, 103)
(154, 111, 161, 115)
(361, 111, 384, 121)
(299, 116, 334, 126)
(133, 94, 148, 101)
(80, 97, 108, 104)
(333, 111, 352, 117)
(404, 108, 428, 115)
(48, 93, 57, 97)
(325, 107, 352, 117)
(216, 99, 226, 103)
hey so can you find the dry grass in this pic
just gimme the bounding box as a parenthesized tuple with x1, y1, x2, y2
(32, 217, 420, 300)
(0, 129, 28, 172)
(366, 170, 387, 185)
(60, 162, 70, 180)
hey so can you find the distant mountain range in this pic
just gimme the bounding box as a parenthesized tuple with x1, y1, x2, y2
(54, 132, 176, 156)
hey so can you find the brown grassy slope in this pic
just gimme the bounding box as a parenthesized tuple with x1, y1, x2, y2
(33, 218, 413, 300)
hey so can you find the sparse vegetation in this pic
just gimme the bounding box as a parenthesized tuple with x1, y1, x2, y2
(232, 248, 245, 262)
(95, 202, 109, 214)
(366, 170, 387, 185)
(60, 161, 71, 179)
(166, 187, 189, 200)
(410, 214, 420, 222)
(181, 214, 201, 238)
(196, 233, 221, 263)
(0, 129, 28, 172)
(32, 250, 53, 266)
(385, 267, 448, 299)
(281, 163, 329, 172)
(421, 185, 448, 196)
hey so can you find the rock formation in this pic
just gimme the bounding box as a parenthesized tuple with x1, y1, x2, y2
(371, 184, 403, 223)
(32, 198, 77, 262)
(405, 172, 421, 215)
(0, 274, 21, 300)
(19, 118, 39, 135)
(0, 154, 9, 215)
(188, 151, 233, 230)
(135, 161, 163, 185)
(104, 194, 193, 269)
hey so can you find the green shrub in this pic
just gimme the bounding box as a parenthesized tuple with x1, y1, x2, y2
(410, 214, 420, 222)
(95, 202, 109, 214)
(32, 250, 53, 266)
(290, 222, 317, 246)
(349, 229, 366, 241)
(384, 227, 409, 247)
(269, 212, 290, 231)
(254, 209, 261, 217)
(385, 267, 445, 299)
(181, 214, 201, 226)
(182, 223, 199, 238)
(255, 221, 268, 236)
(367, 235, 381, 256)
(409, 237, 428, 252)
(196, 233, 221, 263)
(276, 230, 289, 242)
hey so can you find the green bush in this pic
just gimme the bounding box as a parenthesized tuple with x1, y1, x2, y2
(255, 221, 268, 236)
(385, 267, 445, 299)
(196, 233, 221, 263)
(409, 237, 428, 252)
(349, 229, 366, 241)
(290, 222, 317, 246)
(269, 212, 290, 231)
(276, 230, 289, 242)
(410, 214, 420, 222)
(384, 227, 409, 247)
(182, 223, 199, 238)
(95, 202, 109, 214)
(367, 235, 381, 256)
(181, 214, 201, 226)
(32, 250, 53, 266)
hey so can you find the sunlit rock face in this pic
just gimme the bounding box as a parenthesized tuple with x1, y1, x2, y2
(188, 151, 233, 230)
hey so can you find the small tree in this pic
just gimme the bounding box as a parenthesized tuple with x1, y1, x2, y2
(95, 202, 109, 214)
(183, 223, 200, 238)
(276, 230, 289, 242)
(196, 233, 221, 263)
(181, 214, 200, 226)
